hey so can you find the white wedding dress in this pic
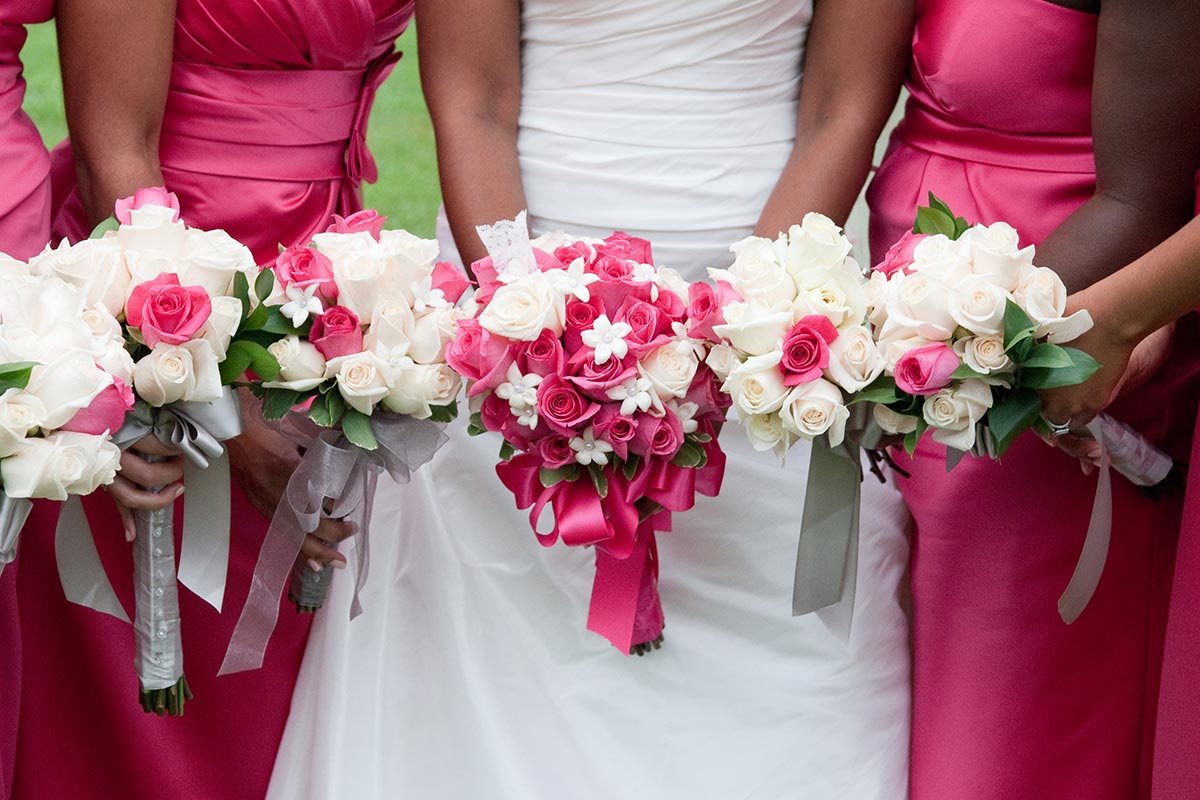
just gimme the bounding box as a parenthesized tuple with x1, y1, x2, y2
(269, 2, 911, 798)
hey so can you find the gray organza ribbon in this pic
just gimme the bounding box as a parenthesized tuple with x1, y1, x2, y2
(219, 411, 447, 675)
(54, 391, 244, 622)
(792, 437, 862, 643)
(0, 491, 33, 571)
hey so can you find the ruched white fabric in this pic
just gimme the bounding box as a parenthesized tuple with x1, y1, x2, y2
(270, 2, 912, 798)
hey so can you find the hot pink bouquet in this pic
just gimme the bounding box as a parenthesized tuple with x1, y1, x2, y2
(450, 214, 728, 654)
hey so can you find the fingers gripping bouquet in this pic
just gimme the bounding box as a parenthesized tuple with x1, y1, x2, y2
(450, 213, 727, 655)
(0, 260, 127, 575)
(45, 187, 269, 714)
(220, 210, 463, 676)
(706, 213, 884, 624)
(862, 194, 1173, 621)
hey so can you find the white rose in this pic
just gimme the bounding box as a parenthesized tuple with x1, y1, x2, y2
(81, 305, 122, 341)
(116, 204, 188, 259)
(198, 296, 242, 360)
(0, 254, 29, 278)
(884, 271, 957, 341)
(864, 269, 897, 329)
(826, 327, 885, 392)
(910, 234, 973, 285)
(382, 360, 462, 419)
(950, 275, 1010, 336)
(655, 267, 691, 300)
(378, 229, 442, 304)
(478, 271, 564, 341)
(778, 212, 854, 274)
(873, 404, 917, 435)
(712, 301, 792, 357)
(723, 351, 789, 417)
(969, 222, 1034, 292)
(408, 306, 460, 364)
(0, 389, 47, 458)
(704, 343, 739, 381)
(133, 340, 221, 406)
(29, 238, 131, 313)
(923, 379, 993, 451)
(953, 334, 1013, 375)
(179, 228, 256, 297)
(791, 265, 869, 330)
(639, 344, 699, 400)
(363, 288, 417, 358)
(876, 327, 935, 366)
(0, 275, 94, 356)
(0, 325, 38, 363)
(264, 336, 327, 391)
(95, 340, 136, 386)
(330, 246, 393, 321)
(0, 431, 120, 501)
(311, 231, 378, 265)
(742, 412, 792, 459)
(779, 378, 850, 446)
(712, 236, 795, 309)
(530, 230, 576, 252)
(1012, 265, 1092, 342)
(24, 351, 113, 429)
(329, 351, 391, 415)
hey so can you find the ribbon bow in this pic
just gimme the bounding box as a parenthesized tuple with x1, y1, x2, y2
(345, 50, 403, 185)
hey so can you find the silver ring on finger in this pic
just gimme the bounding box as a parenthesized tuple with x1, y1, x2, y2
(1045, 416, 1073, 438)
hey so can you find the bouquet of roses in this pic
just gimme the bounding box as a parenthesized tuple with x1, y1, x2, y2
(0, 262, 129, 574)
(43, 187, 270, 714)
(219, 211, 464, 676)
(861, 194, 1174, 621)
(448, 213, 727, 654)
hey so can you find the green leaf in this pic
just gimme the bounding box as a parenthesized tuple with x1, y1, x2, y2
(498, 440, 517, 462)
(914, 205, 957, 238)
(539, 464, 580, 488)
(1020, 343, 1074, 370)
(467, 411, 487, 437)
(671, 440, 705, 469)
(261, 389, 304, 420)
(341, 409, 378, 451)
(88, 216, 119, 240)
(262, 307, 306, 336)
(903, 417, 929, 456)
(232, 271, 252, 323)
(985, 388, 1041, 451)
(621, 455, 641, 481)
(242, 300, 269, 332)
(217, 343, 255, 385)
(587, 464, 609, 499)
(952, 216, 972, 239)
(1019, 346, 1101, 390)
(428, 403, 459, 424)
(692, 432, 713, 444)
(949, 363, 990, 381)
(850, 375, 900, 405)
(223, 339, 280, 383)
(307, 390, 345, 428)
(927, 192, 954, 218)
(1002, 299, 1037, 352)
(253, 268, 275, 305)
(0, 362, 38, 392)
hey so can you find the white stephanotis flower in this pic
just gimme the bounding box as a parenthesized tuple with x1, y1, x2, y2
(280, 282, 325, 327)
(669, 400, 700, 435)
(669, 321, 707, 360)
(607, 375, 658, 416)
(581, 314, 632, 365)
(628, 262, 660, 300)
(569, 426, 613, 466)
(410, 273, 449, 314)
(544, 257, 600, 302)
(494, 363, 542, 411)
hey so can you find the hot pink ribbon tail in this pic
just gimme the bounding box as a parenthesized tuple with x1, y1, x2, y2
(587, 523, 663, 653)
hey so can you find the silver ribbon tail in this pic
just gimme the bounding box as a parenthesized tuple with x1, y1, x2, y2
(0, 492, 33, 577)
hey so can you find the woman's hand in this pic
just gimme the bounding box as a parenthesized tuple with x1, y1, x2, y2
(107, 435, 186, 542)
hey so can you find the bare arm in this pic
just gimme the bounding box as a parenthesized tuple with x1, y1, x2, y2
(418, 0, 525, 266)
(1034, 0, 1200, 292)
(755, 0, 914, 236)
(56, 0, 175, 226)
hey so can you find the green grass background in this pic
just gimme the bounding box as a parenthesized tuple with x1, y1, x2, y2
(20, 23, 443, 237)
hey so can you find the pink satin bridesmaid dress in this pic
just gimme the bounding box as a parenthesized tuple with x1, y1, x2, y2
(866, 2, 1200, 798)
(13, 2, 413, 798)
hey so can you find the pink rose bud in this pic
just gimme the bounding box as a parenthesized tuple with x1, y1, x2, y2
(686, 282, 726, 343)
(779, 315, 838, 386)
(537, 434, 577, 469)
(309, 306, 364, 360)
(325, 209, 387, 240)
(275, 245, 338, 303)
(126, 273, 213, 348)
(592, 406, 639, 461)
(114, 187, 181, 225)
(894, 342, 961, 396)
(430, 261, 472, 305)
(599, 231, 654, 265)
(874, 230, 928, 278)
(60, 378, 135, 436)
(536, 374, 599, 436)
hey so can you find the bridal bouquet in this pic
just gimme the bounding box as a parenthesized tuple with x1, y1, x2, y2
(450, 214, 727, 654)
(0, 264, 128, 572)
(220, 211, 461, 676)
(44, 187, 264, 714)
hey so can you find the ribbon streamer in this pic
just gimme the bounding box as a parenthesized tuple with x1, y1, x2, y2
(0, 492, 32, 573)
(220, 412, 445, 676)
(1058, 419, 1113, 623)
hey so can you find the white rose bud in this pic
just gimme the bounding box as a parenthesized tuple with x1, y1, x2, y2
(116, 204, 188, 259)
(910, 234, 973, 285)
(873, 404, 918, 435)
(133, 340, 221, 407)
(884, 271, 958, 341)
(712, 301, 793, 357)
(791, 265, 869, 330)
(778, 212, 854, 274)
(954, 334, 1013, 375)
(0, 390, 48, 458)
(179, 228, 256, 297)
(198, 296, 243, 360)
(1013, 265, 1093, 343)
(723, 352, 789, 417)
(1, 431, 121, 500)
(23, 351, 113, 429)
(330, 351, 391, 415)
(923, 379, 993, 451)
(408, 306, 459, 364)
(639, 344, 699, 400)
(742, 412, 792, 460)
(970, 222, 1034, 292)
(704, 343, 740, 381)
(864, 269, 896, 329)
(29, 238, 132, 313)
(95, 340, 136, 386)
(377, 229, 442, 302)
(827, 327, 885, 392)
(311, 230, 378, 266)
(264, 336, 327, 391)
(478, 271, 565, 341)
(655, 267, 691, 301)
(383, 361, 462, 419)
(951, 275, 1010, 336)
(712, 236, 796, 310)
(779, 378, 850, 446)
(364, 289, 416, 357)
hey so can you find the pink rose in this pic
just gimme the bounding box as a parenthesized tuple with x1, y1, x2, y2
(481, 392, 542, 450)
(874, 230, 928, 278)
(553, 241, 596, 269)
(598, 232, 653, 265)
(536, 374, 600, 436)
(650, 284, 686, 323)
(687, 282, 726, 342)
(431, 261, 472, 304)
(514, 329, 564, 377)
(894, 342, 961, 396)
(566, 349, 636, 398)
(590, 256, 651, 321)
(684, 365, 731, 418)
(325, 209, 387, 239)
(715, 279, 743, 306)
(126, 274, 212, 348)
(592, 406, 639, 461)
(630, 408, 684, 459)
(537, 434, 576, 469)
(615, 297, 669, 352)
(779, 315, 838, 386)
(309, 306, 363, 360)
(591, 254, 633, 282)
(60, 378, 134, 436)
(275, 245, 338, 303)
(447, 318, 515, 397)
(115, 187, 181, 225)
(563, 298, 604, 353)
